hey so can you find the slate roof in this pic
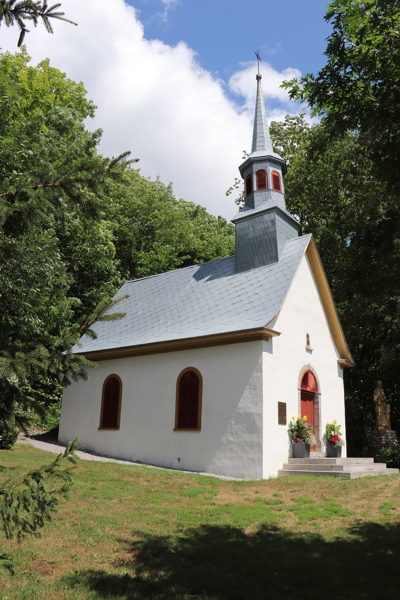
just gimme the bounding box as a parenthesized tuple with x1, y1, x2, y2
(251, 76, 274, 155)
(76, 234, 312, 354)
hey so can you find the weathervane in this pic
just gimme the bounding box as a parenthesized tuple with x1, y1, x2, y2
(254, 46, 262, 75)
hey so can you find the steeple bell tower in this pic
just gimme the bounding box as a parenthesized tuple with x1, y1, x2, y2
(232, 70, 300, 273)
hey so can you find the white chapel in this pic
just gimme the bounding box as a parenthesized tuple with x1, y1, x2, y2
(59, 71, 354, 479)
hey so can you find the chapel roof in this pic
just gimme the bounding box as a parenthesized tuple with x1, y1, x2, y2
(75, 234, 311, 354)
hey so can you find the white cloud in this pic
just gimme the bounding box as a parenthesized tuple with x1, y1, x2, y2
(0, 0, 303, 220)
(229, 61, 302, 109)
(158, 0, 180, 22)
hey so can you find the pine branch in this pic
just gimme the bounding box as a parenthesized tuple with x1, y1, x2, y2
(0, 438, 82, 541)
(0, 1, 77, 46)
(0, 152, 139, 209)
(62, 295, 129, 341)
(0, 295, 128, 389)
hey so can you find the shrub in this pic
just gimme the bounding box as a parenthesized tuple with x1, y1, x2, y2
(378, 445, 400, 469)
(0, 417, 19, 449)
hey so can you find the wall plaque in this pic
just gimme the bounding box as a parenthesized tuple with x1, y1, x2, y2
(278, 402, 287, 425)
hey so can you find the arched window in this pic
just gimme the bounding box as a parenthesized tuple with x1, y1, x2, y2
(99, 375, 122, 429)
(300, 370, 317, 393)
(256, 169, 268, 190)
(175, 368, 202, 430)
(245, 174, 253, 195)
(272, 170, 281, 192)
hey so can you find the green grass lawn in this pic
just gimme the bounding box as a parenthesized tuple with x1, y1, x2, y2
(0, 444, 399, 600)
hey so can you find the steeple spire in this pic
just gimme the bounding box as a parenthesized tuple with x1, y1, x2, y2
(251, 73, 273, 155)
(231, 58, 300, 274)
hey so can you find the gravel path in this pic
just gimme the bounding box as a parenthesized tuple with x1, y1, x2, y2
(17, 435, 242, 480)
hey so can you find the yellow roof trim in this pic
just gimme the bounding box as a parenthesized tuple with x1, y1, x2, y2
(80, 326, 280, 362)
(306, 238, 355, 367)
(338, 359, 355, 369)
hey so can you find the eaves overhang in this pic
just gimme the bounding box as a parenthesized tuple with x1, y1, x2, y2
(306, 238, 355, 368)
(239, 153, 288, 178)
(80, 326, 281, 362)
(231, 203, 300, 228)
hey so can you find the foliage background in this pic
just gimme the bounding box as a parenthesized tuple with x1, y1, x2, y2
(0, 49, 235, 438)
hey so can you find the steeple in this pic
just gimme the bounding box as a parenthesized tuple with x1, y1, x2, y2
(231, 68, 300, 274)
(252, 74, 273, 155)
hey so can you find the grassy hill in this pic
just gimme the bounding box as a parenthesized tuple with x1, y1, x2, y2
(0, 444, 399, 599)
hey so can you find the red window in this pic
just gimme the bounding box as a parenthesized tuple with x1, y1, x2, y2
(272, 170, 281, 192)
(300, 370, 317, 393)
(246, 174, 253, 195)
(100, 375, 122, 429)
(256, 170, 268, 190)
(176, 369, 202, 430)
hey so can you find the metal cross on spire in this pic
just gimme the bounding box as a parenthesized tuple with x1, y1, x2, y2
(254, 47, 262, 75)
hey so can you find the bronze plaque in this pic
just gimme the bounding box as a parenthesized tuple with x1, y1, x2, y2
(278, 402, 287, 425)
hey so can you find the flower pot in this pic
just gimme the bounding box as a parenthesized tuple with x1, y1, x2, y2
(293, 442, 310, 459)
(327, 444, 342, 458)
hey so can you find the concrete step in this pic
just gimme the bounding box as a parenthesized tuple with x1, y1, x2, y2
(279, 456, 399, 478)
(287, 457, 375, 465)
(282, 462, 388, 472)
(278, 468, 399, 479)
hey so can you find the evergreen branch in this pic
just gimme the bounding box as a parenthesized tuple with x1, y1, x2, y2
(0, 153, 138, 200)
(0, 1, 77, 46)
(108, 152, 139, 171)
(62, 295, 129, 340)
(0, 439, 82, 541)
(0, 296, 128, 388)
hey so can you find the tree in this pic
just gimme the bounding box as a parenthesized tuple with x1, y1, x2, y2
(274, 118, 400, 455)
(0, 49, 134, 433)
(227, 112, 400, 454)
(0, 1, 76, 46)
(0, 49, 235, 432)
(110, 172, 235, 280)
(281, 0, 400, 452)
(283, 0, 400, 191)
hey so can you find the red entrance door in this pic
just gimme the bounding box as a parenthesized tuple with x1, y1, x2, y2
(301, 391, 316, 451)
(300, 371, 318, 451)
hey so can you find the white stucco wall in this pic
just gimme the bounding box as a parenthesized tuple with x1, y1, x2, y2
(59, 341, 264, 480)
(60, 254, 348, 481)
(263, 254, 346, 478)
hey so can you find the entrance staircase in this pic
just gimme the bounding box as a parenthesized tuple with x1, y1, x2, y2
(278, 457, 399, 479)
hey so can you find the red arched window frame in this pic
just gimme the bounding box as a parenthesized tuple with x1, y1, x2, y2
(245, 174, 253, 196)
(175, 367, 202, 431)
(99, 374, 122, 430)
(272, 170, 281, 192)
(256, 169, 268, 190)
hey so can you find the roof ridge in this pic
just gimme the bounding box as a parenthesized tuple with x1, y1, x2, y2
(123, 254, 235, 285)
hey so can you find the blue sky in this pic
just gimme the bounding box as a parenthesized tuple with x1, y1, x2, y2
(129, 0, 331, 102)
(1, 0, 333, 219)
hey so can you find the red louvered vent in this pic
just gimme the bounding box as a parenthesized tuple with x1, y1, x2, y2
(272, 170, 281, 191)
(256, 170, 267, 190)
(178, 371, 199, 429)
(300, 370, 317, 393)
(246, 174, 253, 195)
(102, 377, 120, 428)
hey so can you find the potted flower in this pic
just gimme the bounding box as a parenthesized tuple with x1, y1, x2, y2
(288, 415, 316, 458)
(324, 420, 344, 457)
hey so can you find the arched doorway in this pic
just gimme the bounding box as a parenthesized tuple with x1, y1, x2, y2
(300, 370, 320, 452)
